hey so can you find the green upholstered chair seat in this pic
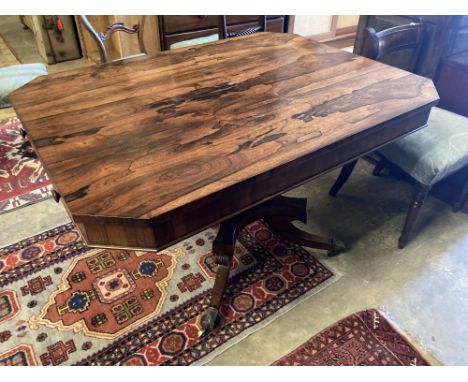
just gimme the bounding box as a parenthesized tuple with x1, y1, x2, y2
(378, 107, 468, 186)
(169, 34, 219, 50)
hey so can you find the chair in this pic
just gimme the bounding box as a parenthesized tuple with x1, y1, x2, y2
(218, 16, 267, 39)
(78, 16, 147, 64)
(329, 23, 468, 248)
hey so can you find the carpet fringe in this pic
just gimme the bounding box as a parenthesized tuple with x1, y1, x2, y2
(377, 306, 441, 365)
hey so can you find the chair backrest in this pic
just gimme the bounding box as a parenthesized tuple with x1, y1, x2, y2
(218, 16, 267, 39)
(362, 23, 424, 71)
(78, 15, 147, 64)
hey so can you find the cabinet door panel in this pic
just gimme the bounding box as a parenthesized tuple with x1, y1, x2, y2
(165, 18, 285, 50)
(162, 15, 281, 35)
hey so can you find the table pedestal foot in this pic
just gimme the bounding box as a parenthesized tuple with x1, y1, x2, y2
(266, 216, 344, 256)
(199, 195, 345, 335)
(199, 220, 237, 337)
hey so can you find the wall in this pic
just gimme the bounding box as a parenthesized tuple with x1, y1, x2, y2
(292, 15, 359, 38)
(293, 15, 332, 37)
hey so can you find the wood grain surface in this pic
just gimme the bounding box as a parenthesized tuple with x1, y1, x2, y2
(10, 32, 439, 249)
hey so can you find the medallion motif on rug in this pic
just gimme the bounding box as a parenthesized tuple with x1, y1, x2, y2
(30, 248, 183, 339)
(0, 220, 335, 365)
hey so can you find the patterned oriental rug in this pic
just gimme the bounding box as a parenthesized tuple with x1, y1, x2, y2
(272, 309, 430, 366)
(0, 118, 52, 213)
(0, 220, 337, 366)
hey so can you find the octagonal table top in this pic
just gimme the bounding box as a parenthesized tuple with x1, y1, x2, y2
(10, 33, 439, 249)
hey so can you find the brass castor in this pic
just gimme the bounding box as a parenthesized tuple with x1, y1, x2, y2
(198, 307, 220, 337)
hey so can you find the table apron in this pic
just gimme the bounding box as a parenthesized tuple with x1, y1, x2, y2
(74, 105, 433, 251)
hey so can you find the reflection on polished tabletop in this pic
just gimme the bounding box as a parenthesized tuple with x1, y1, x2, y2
(10, 32, 439, 250)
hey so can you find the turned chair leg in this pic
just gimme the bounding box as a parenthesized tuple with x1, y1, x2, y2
(398, 183, 430, 249)
(372, 157, 388, 176)
(329, 160, 358, 197)
(453, 175, 468, 212)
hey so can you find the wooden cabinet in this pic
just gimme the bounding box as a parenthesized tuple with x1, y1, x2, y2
(20, 16, 81, 64)
(354, 16, 468, 213)
(76, 16, 289, 61)
(436, 52, 468, 117)
(158, 16, 289, 50)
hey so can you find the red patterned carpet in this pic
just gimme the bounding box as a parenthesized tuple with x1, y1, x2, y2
(0, 118, 52, 213)
(272, 309, 430, 366)
(0, 220, 335, 365)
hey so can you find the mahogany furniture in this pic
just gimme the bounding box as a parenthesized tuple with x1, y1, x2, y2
(19, 16, 82, 64)
(10, 33, 438, 333)
(359, 23, 423, 67)
(355, 16, 468, 213)
(329, 24, 468, 248)
(158, 16, 288, 50)
(435, 51, 468, 118)
(78, 15, 147, 64)
(355, 16, 468, 118)
(354, 16, 468, 79)
(218, 16, 266, 39)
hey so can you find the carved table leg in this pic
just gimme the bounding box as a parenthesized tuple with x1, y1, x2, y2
(199, 195, 345, 335)
(199, 220, 237, 336)
(267, 216, 345, 257)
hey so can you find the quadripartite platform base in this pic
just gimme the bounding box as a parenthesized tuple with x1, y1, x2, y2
(199, 195, 345, 336)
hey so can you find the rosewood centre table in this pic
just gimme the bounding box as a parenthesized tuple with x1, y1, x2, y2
(10, 33, 439, 334)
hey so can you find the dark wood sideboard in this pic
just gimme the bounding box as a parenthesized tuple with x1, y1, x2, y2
(355, 16, 468, 78)
(158, 15, 289, 50)
(354, 16, 468, 213)
(436, 51, 468, 117)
